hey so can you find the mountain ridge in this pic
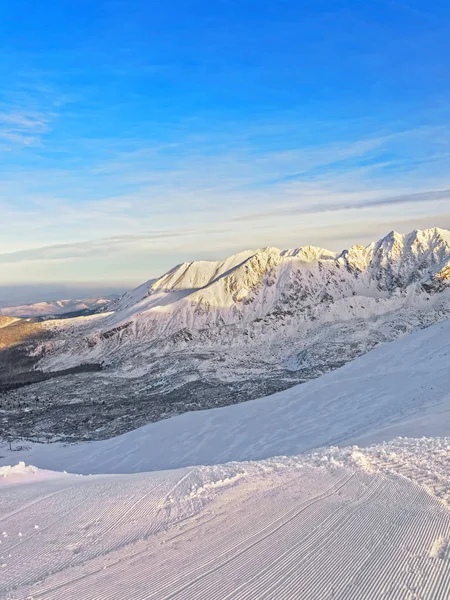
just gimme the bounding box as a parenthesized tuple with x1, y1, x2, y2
(94, 226, 450, 340)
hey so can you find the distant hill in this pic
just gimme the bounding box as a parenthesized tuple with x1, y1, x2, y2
(0, 296, 118, 318)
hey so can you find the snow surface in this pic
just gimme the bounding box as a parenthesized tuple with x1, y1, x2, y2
(2, 443, 450, 599)
(3, 318, 449, 475)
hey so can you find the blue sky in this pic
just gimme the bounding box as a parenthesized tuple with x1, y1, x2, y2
(1, 0, 450, 298)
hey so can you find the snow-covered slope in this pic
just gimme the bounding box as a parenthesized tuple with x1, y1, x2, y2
(3, 318, 449, 474)
(3, 442, 450, 600)
(0, 296, 115, 318)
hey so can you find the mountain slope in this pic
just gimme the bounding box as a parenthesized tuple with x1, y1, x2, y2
(40, 227, 450, 363)
(3, 317, 449, 474)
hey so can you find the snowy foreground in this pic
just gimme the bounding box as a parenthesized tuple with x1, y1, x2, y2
(2, 320, 450, 598)
(2, 439, 450, 600)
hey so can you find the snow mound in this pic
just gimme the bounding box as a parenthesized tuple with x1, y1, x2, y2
(0, 462, 64, 486)
(0, 461, 38, 478)
(294, 436, 450, 507)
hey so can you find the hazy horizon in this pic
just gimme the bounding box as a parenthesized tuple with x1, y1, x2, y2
(0, 283, 130, 307)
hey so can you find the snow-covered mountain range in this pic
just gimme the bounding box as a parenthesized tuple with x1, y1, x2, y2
(103, 227, 450, 334)
(2, 227, 450, 442)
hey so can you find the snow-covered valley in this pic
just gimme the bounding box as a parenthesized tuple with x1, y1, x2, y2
(2, 316, 450, 473)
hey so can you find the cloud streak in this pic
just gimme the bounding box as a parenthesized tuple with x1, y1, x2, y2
(0, 229, 229, 264)
(232, 189, 450, 222)
(0, 110, 51, 147)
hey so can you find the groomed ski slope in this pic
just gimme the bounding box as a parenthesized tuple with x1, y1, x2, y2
(2, 445, 450, 600)
(2, 322, 450, 599)
(2, 318, 449, 475)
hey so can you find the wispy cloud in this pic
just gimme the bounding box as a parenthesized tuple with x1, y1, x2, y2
(0, 110, 51, 148)
(0, 229, 224, 264)
(0, 68, 75, 150)
(232, 189, 450, 222)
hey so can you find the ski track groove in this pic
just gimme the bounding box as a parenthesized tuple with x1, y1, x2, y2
(118, 474, 325, 598)
(151, 472, 356, 600)
(0, 474, 186, 596)
(0, 486, 70, 523)
(228, 476, 388, 600)
(190, 480, 376, 599)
